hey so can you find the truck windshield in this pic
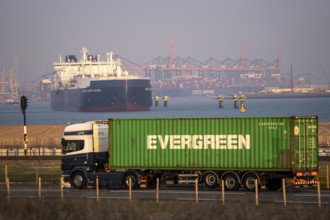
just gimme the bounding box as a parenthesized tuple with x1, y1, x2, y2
(62, 140, 84, 154)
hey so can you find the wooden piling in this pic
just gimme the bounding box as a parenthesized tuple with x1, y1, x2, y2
(38, 177, 41, 200)
(282, 178, 287, 207)
(6, 177, 10, 201)
(327, 165, 329, 189)
(195, 178, 198, 205)
(5, 165, 8, 182)
(129, 177, 132, 202)
(156, 178, 159, 204)
(60, 175, 64, 201)
(255, 179, 259, 206)
(221, 180, 225, 205)
(96, 176, 99, 202)
(317, 180, 321, 208)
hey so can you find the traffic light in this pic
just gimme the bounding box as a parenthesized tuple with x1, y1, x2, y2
(21, 96, 28, 111)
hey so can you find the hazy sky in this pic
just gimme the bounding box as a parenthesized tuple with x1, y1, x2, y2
(1, 0, 330, 85)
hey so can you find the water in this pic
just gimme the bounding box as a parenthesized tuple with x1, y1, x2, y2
(0, 97, 329, 125)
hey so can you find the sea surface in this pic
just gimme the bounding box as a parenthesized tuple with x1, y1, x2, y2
(0, 97, 330, 125)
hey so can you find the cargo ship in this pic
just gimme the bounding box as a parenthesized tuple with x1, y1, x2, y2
(51, 48, 152, 112)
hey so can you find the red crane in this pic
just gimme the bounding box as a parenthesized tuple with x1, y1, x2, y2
(240, 40, 247, 69)
(168, 37, 176, 67)
(278, 42, 284, 68)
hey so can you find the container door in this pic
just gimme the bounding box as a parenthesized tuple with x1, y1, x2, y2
(292, 117, 318, 172)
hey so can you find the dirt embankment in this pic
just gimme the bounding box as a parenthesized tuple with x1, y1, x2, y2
(0, 125, 66, 139)
(0, 122, 329, 140)
(319, 122, 330, 147)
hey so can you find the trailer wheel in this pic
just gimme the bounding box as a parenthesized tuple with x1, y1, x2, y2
(266, 179, 282, 191)
(71, 172, 87, 189)
(203, 172, 218, 189)
(243, 173, 259, 192)
(223, 173, 240, 191)
(124, 172, 139, 189)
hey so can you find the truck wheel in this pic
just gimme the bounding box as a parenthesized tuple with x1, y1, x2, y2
(266, 179, 282, 191)
(71, 172, 87, 189)
(243, 173, 259, 192)
(124, 172, 139, 189)
(203, 172, 218, 189)
(223, 173, 240, 191)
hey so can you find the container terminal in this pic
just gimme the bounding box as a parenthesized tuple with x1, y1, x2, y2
(1, 40, 329, 102)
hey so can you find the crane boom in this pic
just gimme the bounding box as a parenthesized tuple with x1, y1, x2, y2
(169, 37, 176, 67)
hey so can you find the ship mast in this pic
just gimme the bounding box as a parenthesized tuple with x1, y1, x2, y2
(81, 47, 88, 63)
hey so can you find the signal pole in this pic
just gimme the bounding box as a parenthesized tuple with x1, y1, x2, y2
(20, 96, 28, 155)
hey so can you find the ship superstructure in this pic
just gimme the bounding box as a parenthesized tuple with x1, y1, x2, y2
(51, 48, 152, 112)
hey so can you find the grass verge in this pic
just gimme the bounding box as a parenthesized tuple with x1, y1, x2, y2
(0, 163, 329, 189)
(0, 165, 61, 183)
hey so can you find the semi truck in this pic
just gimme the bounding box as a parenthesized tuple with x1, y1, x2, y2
(61, 116, 319, 191)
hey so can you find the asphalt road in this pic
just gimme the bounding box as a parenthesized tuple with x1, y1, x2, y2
(1, 184, 330, 205)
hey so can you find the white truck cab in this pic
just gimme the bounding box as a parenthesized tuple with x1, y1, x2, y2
(61, 120, 145, 189)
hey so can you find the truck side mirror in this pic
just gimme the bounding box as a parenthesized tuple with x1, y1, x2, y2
(61, 138, 67, 147)
(61, 138, 67, 154)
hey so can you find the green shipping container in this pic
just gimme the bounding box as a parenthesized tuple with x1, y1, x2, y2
(108, 116, 318, 173)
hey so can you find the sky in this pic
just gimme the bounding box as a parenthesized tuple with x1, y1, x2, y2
(1, 0, 330, 86)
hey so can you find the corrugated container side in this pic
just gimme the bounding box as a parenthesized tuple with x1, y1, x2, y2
(108, 117, 317, 171)
(292, 117, 318, 172)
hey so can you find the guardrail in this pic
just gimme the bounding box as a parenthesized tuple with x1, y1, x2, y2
(0, 146, 62, 157)
(0, 137, 62, 156)
(0, 156, 61, 160)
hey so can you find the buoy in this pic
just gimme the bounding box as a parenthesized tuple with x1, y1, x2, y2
(163, 96, 168, 107)
(218, 95, 223, 108)
(233, 95, 238, 109)
(240, 95, 246, 113)
(154, 96, 159, 107)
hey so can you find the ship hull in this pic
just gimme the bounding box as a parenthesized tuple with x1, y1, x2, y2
(51, 79, 152, 112)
